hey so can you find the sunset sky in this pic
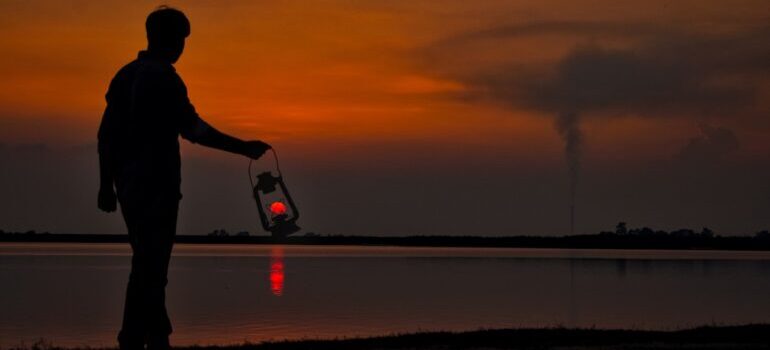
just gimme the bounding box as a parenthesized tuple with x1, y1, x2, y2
(1, 0, 769, 236)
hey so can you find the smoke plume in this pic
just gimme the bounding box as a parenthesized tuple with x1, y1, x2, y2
(554, 112, 582, 234)
(424, 22, 770, 234)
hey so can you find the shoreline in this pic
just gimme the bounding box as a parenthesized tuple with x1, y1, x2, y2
(2, 233, 770, 251)
(9, 325, 770, 350)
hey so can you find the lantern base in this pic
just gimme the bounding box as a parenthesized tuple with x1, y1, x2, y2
(269, 221, 301, 238)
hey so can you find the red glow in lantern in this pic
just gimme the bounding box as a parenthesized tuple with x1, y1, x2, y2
(270, 201, 287, 216)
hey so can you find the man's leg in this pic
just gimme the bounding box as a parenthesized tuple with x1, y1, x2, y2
(143, 200, 176, 349)
(118, 195, 178, 350)
(118, 205, 147, 349)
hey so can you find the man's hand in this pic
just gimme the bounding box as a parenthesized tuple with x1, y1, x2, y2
(98, 187, 117, 213)
(244, 140, 271, 160)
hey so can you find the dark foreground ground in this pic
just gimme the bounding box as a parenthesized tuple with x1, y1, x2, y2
(15, 325, 770, 350)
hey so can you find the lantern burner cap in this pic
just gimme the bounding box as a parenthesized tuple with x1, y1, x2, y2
(256, 172, 278, 193)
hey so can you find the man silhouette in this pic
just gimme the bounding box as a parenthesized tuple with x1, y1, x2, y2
(97, 6, 269, 350)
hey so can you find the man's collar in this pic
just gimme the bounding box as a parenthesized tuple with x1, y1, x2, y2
(137, 50, 175, 70)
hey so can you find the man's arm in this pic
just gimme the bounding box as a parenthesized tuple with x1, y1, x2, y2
(182, 117, 270, 159)
(170, 73, 270, 159)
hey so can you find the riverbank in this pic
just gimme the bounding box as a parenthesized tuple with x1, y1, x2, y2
(215, 325, 770, 349)
(11, 325, 770, 350)
(2, 232, 770, 250)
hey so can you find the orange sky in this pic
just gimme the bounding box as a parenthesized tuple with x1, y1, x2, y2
(2, 1, 767, 158)
(1, 1, 769, 235)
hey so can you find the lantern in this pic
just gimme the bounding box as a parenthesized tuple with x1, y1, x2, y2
(250, 150, 301, 237)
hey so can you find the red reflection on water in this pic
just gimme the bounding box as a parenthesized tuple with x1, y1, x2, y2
(270, 247, 284, 296)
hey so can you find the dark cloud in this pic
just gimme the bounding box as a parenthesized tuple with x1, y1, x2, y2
(469, 43, 764, 118)
(678, 123, 740, 165)
(520, 45, 754, 115)
(429, 21, 664, 51)
(429, 22, 770, 118)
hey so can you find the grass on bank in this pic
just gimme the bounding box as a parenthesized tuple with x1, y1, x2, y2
(9, 324, 770, 350)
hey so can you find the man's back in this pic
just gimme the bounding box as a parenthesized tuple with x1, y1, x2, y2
(98, 51, 200, 201)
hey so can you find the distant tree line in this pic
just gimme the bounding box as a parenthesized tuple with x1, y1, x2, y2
(6, 223, 767, 238)
(0, 229, 51, 235)
(2, 224, 770, 250)
(602, 222, 717, 238)
(206, 229, 250, 237)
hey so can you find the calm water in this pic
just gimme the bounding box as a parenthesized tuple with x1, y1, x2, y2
(1, 243, 770, 348)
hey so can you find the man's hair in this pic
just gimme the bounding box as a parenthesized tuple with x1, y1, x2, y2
(146, 6, 190, 44)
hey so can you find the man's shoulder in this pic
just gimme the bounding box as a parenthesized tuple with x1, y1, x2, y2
(113, 58, 177, 82)
(107, 55, 185, 99)
(136, 62, 187, 93)
(107, 60, 141, 96)
(109, 62, 182, 98)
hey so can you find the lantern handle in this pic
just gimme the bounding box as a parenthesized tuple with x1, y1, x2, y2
(248, 148, 283, 190)
(273, 148, 283, 176)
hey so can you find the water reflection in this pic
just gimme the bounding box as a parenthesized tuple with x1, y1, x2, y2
(3, 244, 770, 348)
(615, 259, 627, 277)
(568, 259, 577, 327)
(270, 246, 285, 296)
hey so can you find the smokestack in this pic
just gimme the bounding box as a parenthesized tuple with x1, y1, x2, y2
(555, 112, 582, 235)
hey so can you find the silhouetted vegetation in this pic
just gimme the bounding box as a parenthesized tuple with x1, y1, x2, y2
(228, 324, 770, 350)
(2, 223, 770, 250)
(207, 229, 230, 237)
(7, 324, 770, 349)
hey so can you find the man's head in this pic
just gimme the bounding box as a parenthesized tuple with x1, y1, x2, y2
(146, 6, 190, 63)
